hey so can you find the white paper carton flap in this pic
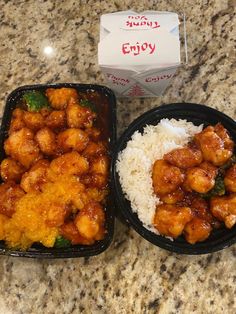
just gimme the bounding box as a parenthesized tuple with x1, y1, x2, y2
(100, 67, 136, 94)
(100, 11, 179, 34)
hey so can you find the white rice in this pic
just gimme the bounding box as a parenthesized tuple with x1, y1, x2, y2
(116, 118, 203, 233)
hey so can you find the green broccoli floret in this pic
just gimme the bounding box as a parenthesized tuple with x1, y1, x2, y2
(201, 155, 236, 199)
(54, 235, 71, 248)
(23, 91, 49, 112)
(201, 174, 225, 199)
(80, 99, 97, 113)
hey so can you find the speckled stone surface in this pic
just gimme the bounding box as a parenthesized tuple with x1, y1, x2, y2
(0, 0, 236, 313)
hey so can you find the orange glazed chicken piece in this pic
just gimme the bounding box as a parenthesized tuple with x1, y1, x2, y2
(75, 202, 105, 241)
(210, 195, 236, 228)
(49, 151, 89, 177)
(45, 110, 66, 129)
(0, 214, 9, 240)
(39, 107, 51, 119)
(82, 141, 106, 159)
(22, 111, 44, 130)
(190, 196, 214, 223)
(214, 123, 234, 151)
(184, 196, 214, 244)
(183, 161, 217, 194)
(4, 128, 41, 169)
(152, 160, 184, 196)
(60, 221, 94, 245)
(35, 127, 57, 156)
(45, 87, 78, 109)
(194, 124, 233, 166)
(9, 108, 25, 134)
(0, 158, 25, 182)
(153, 204, 193, 238)
(66, 98, 96, 129)
(184, 217, 212, 244)
(159, 188, 184, 204)
(57, 128, 89, 153)
(164, 143, 203, 169)
(45, 201, 69, 228)
(224, 164, 236, 193)
(0, 182, 25, 217)
(20, 159, 49, 193)
(81, 155, 109, 188)
(85, 127, 101, 141)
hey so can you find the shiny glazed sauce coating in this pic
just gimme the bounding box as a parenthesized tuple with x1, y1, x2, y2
(0, 87, 110, 250)
(152, 123, 236, 244)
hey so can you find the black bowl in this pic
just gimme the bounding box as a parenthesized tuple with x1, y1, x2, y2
(0, 83, 116, 258)
(112, 103, 236, 254)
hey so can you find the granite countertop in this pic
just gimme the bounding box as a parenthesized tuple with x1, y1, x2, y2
(0, 0, 236, 313)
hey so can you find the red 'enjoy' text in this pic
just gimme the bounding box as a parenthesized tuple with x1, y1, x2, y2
(122, 42, 156, 56)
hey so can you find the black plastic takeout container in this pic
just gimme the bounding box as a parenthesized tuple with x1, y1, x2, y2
(112, 103, 236, 255)
(0, 83, 116, 258)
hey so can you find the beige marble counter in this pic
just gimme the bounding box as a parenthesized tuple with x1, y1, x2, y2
(0, 0, 236, 313)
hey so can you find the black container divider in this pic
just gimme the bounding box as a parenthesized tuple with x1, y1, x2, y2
(112, 103, 236, 255)
(0, 83, 116, 258)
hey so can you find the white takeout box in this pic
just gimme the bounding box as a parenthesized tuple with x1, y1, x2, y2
(98, 11, 182, 97)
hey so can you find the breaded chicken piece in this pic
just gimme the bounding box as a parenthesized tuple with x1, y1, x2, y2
(23, 111, 44, 130)
(183, 161, 217, 193)
(184, 168, 214, 194)
(184, 217, 212, 244)
(4, 128, 41, 169)
(84, 127, 101, 141)
(0, 182, 25, 217)
(49, 151, 89, 177)
(0, 158, 25, 182)
(214, 123, 234, 151)
(75, 202, 105, 240)
(9, 108, 25, 134)
(66, 98, 96, 129)
(35, 127, 57, 155)
(45, 201, 68, 227)
(164, 142, 203, 169)
(86, 187, 109, 203)
(45, 87, 78, 109)
(20, 159, 49, 193)
(153, 204, 193, 238)
(224, 164, 236, 193)
(81, 155, 109, 188)
(57, 128, 89, 153)
(90, 155, 109, 177)
(210, 194, 236, 228)
(190, 196, 213, 223)
(0, 214, 9, 240)
(194, 124, 233, 166)
(82, 141, 107, 159)
(45, 110, 66, 129)
(199, 161, 218, 177)
(39, 108, 51, 118)
(152, 159, 184, 196)
(160, 188, 184, 204)
(60, 221, 94, 245)
(81, 173, 108, 189)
